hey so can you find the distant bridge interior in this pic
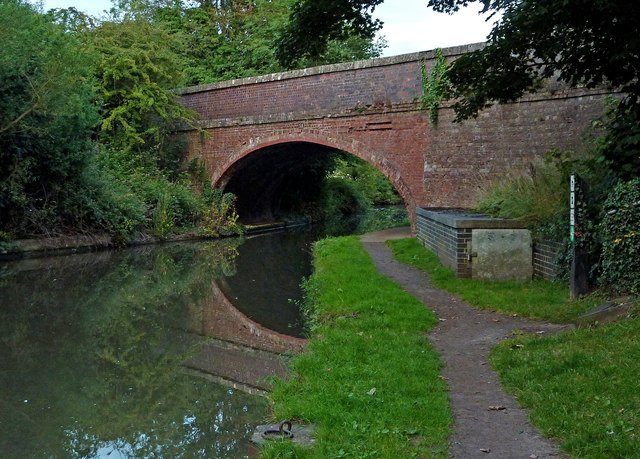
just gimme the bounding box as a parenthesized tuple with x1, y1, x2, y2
(177, 43, 609, 227)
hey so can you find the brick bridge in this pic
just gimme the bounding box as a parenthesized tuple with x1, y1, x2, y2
(178, 43, 609, 227)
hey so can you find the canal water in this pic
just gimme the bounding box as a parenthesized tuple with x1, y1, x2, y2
(0, 209, 407, 458)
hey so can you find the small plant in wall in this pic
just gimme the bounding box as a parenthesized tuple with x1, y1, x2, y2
(420, 48, 450, 126)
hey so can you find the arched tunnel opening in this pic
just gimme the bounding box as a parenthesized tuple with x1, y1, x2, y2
(220, 141, 404, 224)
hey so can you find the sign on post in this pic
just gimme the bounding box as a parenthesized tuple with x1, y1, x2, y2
(570, 175, 576, 241)
(570, 174, 589, 299)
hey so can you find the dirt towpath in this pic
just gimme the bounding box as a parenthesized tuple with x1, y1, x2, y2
(360, 228, 571, 458)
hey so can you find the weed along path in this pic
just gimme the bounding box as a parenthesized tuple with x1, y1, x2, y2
(360, 228, 571, 458)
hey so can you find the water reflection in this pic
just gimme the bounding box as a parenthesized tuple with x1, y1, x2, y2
(0, 238, 297, 458)
(0, 208, 409, 457)
(216, 206, 409, 337)
(217, 230, 314, 337)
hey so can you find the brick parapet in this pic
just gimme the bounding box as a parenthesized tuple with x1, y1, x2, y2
(176, 43, 486, 96)
(417, 209, 474, 278)
(417, 208, 542, 279)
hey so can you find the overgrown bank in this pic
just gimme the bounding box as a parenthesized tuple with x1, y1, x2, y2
(262, 236, 450, 458)
(472, 151, 640, 298)
(0, 0, 386, 248)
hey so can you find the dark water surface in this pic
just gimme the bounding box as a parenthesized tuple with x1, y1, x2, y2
(0, 208, 408, 458)
(0, 233, 305, 458)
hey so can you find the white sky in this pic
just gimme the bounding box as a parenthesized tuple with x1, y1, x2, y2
(36, 0, 496, 57)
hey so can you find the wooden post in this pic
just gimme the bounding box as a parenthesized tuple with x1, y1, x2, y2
(570, 174, 589, 299)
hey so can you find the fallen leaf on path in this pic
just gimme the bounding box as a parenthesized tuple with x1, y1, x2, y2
(488, 405, 506, 411)
(480, 448, 491, 453)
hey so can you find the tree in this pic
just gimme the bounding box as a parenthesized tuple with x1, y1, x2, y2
(0, 0, 101, 235)
(276, 0, 384, 67)
(88, 19, 195, 154)
(116, 0, 386, 85)
(277, 0, 640, 176)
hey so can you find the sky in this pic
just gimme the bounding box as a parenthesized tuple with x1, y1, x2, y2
(36, 0, 496, 57)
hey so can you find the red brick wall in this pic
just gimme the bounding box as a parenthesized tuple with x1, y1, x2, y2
(187, 280, 307, 355)
(184, 112, 430, 225)
(178, 44, 611, 226)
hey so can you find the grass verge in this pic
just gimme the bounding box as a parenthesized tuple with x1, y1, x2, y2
(261, 236, 451, 458)
(388, 236, 639, 457)
(387, 237, 599, 323)
(490, 315, 640, 458)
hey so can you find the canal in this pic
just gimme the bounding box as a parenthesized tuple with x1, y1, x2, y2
(0, 209, 407, 458)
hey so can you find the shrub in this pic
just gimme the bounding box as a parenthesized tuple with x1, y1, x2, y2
(152, 190, 175, 239)
(318, 177, 369, 217)
(91, 167, 146, 245)
(600, 179, 640, 295)
(474, 160, 567, 229)
(0, 0, 100, 236)
(198, 189, 243, 237)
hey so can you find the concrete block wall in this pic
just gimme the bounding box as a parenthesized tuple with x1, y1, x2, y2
(416, 208, 532, 279)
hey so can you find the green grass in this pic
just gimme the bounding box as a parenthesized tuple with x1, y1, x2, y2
(261, 236, 451, 458)
(387, 237, 600, 323)
(387, 237, 640, 457)
(490, 316, 640, 458)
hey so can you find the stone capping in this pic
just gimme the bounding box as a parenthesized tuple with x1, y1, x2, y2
(175, 42, 487, 95)
(416, 208, 528, 229)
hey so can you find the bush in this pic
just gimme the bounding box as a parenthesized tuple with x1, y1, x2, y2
(474, 160, 566, 228)
(84, 161, 146, 244)
(152, 189, 175, 239)
(318, 177, 369, 217)
(600, 179, 640, 295)
(0, 0, 101, 236)
(198, 189, 243, 237)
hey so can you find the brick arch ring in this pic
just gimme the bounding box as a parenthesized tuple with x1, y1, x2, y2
(214, 132, 417, 225)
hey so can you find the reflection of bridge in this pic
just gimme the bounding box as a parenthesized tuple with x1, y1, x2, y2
(179, 43, 611, 227)
(185, 280, 306, 394)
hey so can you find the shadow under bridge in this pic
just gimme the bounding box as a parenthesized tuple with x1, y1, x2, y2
(220, 141, 342, 224)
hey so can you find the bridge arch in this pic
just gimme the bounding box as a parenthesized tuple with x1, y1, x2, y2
(180, 43, 610, 228)
(216, 134, 414, 224)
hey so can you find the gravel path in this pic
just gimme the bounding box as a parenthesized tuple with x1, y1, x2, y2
(360, 228, 571, 458)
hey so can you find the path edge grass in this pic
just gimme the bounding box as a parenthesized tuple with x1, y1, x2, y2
(260, 236, 451, 458)
(386, 237, 600, 323)
(388, 236, 640, 458)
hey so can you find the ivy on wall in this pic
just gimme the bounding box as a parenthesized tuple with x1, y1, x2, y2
(420, 48, 450, 126)
(600, 178, 640, 295)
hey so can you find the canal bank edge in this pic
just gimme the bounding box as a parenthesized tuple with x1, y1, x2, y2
(0, 219, 310, 261)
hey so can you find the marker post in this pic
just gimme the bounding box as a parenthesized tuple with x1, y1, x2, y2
(570, 174, 589, 299)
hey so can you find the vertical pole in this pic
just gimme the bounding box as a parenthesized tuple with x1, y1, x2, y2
(570, 174, 589, 299)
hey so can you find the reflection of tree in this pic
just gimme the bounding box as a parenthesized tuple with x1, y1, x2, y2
(67, 374, 264, 458)
(0, 237, 265, 458)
